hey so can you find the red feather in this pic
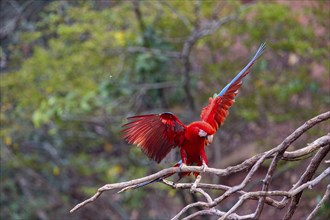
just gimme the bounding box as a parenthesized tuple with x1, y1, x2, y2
(122, 113, 185, 163)
(200, 59, 255, 131)
(200, 43, 265, 130)
(121, 44, 264, 185)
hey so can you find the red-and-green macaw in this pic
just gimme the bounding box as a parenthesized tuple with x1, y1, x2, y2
(122, 43, 265, 183)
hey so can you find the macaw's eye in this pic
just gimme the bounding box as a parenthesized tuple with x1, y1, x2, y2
(198, 129, 207, 137)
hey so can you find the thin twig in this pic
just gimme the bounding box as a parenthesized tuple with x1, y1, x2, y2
(306, 184, 330, 220)
(159, 1, 193, 30)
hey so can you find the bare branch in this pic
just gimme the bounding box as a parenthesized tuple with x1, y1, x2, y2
(132, 0, 146, 44)
(283, 145, 330, 220)
(180, 12, 238, 110)
(160, 179, 284, 209)
(179, 4, 251, 110)
(218, 163, 330, 220)
(70, 111, 330, 218)
(306, 184, 330, 220)
(254, 153, 282, 218)
(282, 134, 329, 160)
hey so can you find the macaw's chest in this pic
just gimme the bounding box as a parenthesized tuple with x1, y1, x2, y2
(181, 138, 207, 163)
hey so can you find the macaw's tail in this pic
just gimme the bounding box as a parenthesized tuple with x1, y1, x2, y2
(132, 176, 165, 189)
(133, 161, 190, 189)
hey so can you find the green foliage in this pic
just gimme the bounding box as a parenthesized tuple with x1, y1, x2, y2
(1, 1, 328, 219)
(201, 2, 328, 123)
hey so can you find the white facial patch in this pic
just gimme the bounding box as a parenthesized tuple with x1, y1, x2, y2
(198, 129, 207, 137)
(207, 135, 214, 144)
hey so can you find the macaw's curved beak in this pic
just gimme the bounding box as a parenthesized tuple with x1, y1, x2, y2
(206, 135, 214, 145)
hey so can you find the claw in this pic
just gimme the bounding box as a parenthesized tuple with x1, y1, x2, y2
(201, 161, 208, 172)
(179, 163, 187, 172)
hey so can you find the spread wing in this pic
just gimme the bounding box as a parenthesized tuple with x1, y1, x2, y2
(122, 112, 186, 163)
(200, 43, 265, 131)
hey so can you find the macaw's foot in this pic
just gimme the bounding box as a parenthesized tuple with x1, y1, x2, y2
(179, 162, 187, 172)
(201, 162, 208, 172)
(190, 174, 202, 193)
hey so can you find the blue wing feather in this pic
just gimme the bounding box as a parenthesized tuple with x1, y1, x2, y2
(218, 43, 266, 96)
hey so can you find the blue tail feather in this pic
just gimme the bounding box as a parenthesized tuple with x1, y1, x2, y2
(134, 178, 162, 189)
(133, 160, 183, 189)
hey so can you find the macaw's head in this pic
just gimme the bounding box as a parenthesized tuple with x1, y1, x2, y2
(186, 121, 215, 145)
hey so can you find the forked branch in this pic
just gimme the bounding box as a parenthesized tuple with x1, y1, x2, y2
(70, 111, 330, 219)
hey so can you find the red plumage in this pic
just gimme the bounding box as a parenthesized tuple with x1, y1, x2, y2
(122, 113, 185, 163)
(122, 44, 265, 180)
(200, 70, 246, 131)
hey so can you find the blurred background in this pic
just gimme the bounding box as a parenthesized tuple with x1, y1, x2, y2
(0, 0, 329, 219)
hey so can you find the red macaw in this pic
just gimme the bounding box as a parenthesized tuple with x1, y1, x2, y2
(122, 43, 265, 181)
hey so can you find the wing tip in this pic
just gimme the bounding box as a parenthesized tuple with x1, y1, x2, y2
(126, 114, 158, 119)
(217, 42, 266, 97)
(121, 112, 185, 164)
(254, 42, 266, 60)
